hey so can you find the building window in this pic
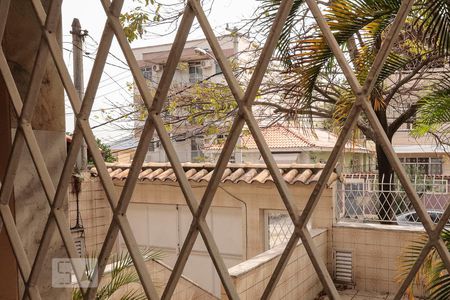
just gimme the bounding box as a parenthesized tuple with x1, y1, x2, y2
(191, 136, 204, 162)
(148, 139, 159, 152)
(189, 62, 203, 83)
(400, 157, 443, 175)
(215, 61, 222, 74)
(264, 210, 294, 250)
(141, 66, 152, 81)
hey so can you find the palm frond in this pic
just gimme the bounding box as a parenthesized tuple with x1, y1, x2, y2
(415, 0, 450, 55)
(284, 0, 401, 110)
(398, 229, 450, 299)
(97, 270, 141, 299)
(257, 0, 307, 65)
(119, 288, 148, 300)
(72, 247, 163, 299)
(413, 75, 450, 137)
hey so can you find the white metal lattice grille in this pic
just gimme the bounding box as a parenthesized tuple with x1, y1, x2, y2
(336, 175, 450, 224)
(0, 0, 449, 299)
(266, 210, 295, 249)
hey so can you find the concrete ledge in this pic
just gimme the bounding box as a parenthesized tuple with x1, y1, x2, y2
(334, 221, 426, 233)
(228, 228, 327, 277)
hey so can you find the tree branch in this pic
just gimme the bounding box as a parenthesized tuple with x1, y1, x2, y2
(388, 104, 418, 137)
(384, 54, 445, 105)
(253, 101, 332, 118)
(357, 121, 376, 142)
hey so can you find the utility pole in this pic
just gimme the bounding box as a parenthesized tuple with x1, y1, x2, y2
(71, 18, 88, 170)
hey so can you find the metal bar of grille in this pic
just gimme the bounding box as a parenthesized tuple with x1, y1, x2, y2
(0, 205, 40, 300)
(0, 0, 448, 299)
(0, 0, 11, 41)
(85, 1, 196, 298)
(164, 1, 297, 299)
(263, 0, 417, 298)
(24, 0, 129, 297)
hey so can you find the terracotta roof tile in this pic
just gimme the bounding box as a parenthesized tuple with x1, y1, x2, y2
(206, 125, 371, 152)
(90, 162, 341, 186)
(240, 125, 313, 150)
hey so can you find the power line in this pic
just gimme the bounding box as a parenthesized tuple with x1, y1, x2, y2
(63, 47, 129, 71)
(86, 34, 130, 68)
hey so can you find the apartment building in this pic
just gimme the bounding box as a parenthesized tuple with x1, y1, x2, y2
(386, 70, 450, 177)
(130, 34, 253, 163)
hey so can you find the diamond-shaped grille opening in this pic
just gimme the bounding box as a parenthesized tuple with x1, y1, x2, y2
(1, 0, 450, 299)
(336, 175, 450, 224)
(265, 210, 295, 249)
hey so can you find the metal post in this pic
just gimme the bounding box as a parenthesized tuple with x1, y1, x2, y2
(71, 18, 87, 170)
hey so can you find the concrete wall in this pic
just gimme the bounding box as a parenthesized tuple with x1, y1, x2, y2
(107, 259, 218, 300)
(331, 223, 426, 297)
(117, 180, 334, 259)
(146, 139, 192, 163)
(218, 151, 375, 172)
(149, 260, 218, 299)
(2, 0, 67, 298)
(113, 149, 136, 164)
(68, 175, 112, 254)
(224, 229, 328, 300)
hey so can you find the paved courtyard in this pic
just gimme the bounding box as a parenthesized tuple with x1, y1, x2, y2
(318, 289, 426, 300)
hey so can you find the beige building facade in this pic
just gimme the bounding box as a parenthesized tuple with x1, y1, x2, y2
(71, 163, 431, 299)
(89, 162, 337, 296)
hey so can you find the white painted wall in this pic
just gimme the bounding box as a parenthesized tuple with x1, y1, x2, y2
(120, 203, 244, 297)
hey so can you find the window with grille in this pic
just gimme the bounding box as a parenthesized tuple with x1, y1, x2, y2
(215, 61, 222, 74)
(191, 136, 204, 162)
(148, 139, 158, 152)
(264, 210, 294, 250)
(141, 66, 152, 81)
(400, 157, 443, 175)
(341, 180, 367, 218)
(188, 61, 203, 83)
(2, 0, 448, 298)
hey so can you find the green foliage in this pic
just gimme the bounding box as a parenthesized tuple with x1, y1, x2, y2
(163, 81, 238, 135)
(398, 229, 450, 299)
(259, 0, 401, 103)
(414, 0, 450, 56)
(98, 138, 117, 163)
(120, 0, 161, 42)
(72, 248, 164, 300)
(66, 133, 117, 164)
(88, 138, 117, 164)
(258, 0, 450, 126)
(413, 76, 450, 138)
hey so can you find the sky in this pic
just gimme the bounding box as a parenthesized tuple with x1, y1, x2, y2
(61, 0, 259, 144)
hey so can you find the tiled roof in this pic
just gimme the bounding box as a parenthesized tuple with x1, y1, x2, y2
(207, 125, 371, 152)
(90, 162, 341, 186)
(240, 125, 314, 150)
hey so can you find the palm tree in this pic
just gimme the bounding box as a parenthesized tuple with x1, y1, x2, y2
(412, 75, 450, 148)
(72, 248, 164, 300)
(398, 229, 450, 299)
(258, 0, 450, 221)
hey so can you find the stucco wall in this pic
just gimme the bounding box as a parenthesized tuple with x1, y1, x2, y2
(331, 223, 426, 297)
(68, 175, 112, 254)
(107, 259, 218, 300)
(115, 180, 334, 259)
(224, 229, 328, 300)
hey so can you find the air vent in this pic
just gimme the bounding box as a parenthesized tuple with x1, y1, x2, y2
(73, 237, 86, 258)
(334, 250, 353, 283)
